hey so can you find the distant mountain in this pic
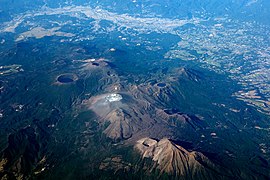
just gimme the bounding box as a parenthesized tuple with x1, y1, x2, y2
(86, 0, 270, 25)
(0, 0, 269, 24)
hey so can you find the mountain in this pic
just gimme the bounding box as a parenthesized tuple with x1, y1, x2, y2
(103, 108, 141, 140)
(135, 137, 229, 179)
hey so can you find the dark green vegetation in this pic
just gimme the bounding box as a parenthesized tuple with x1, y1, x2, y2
(0, 1, 270, 178)
(0, 34, 269, 179)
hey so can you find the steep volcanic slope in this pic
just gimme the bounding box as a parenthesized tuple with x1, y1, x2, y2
(135, 137, 228, 179)
(103, 108, 134, 140)
(83, 92, 157, 141)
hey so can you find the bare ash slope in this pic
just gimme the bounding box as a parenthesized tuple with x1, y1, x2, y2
(135, 137, 228, 180)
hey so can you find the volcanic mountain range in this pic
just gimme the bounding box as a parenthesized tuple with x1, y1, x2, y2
(77, 58, 233, 179)
(1, 55, 269, 179)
